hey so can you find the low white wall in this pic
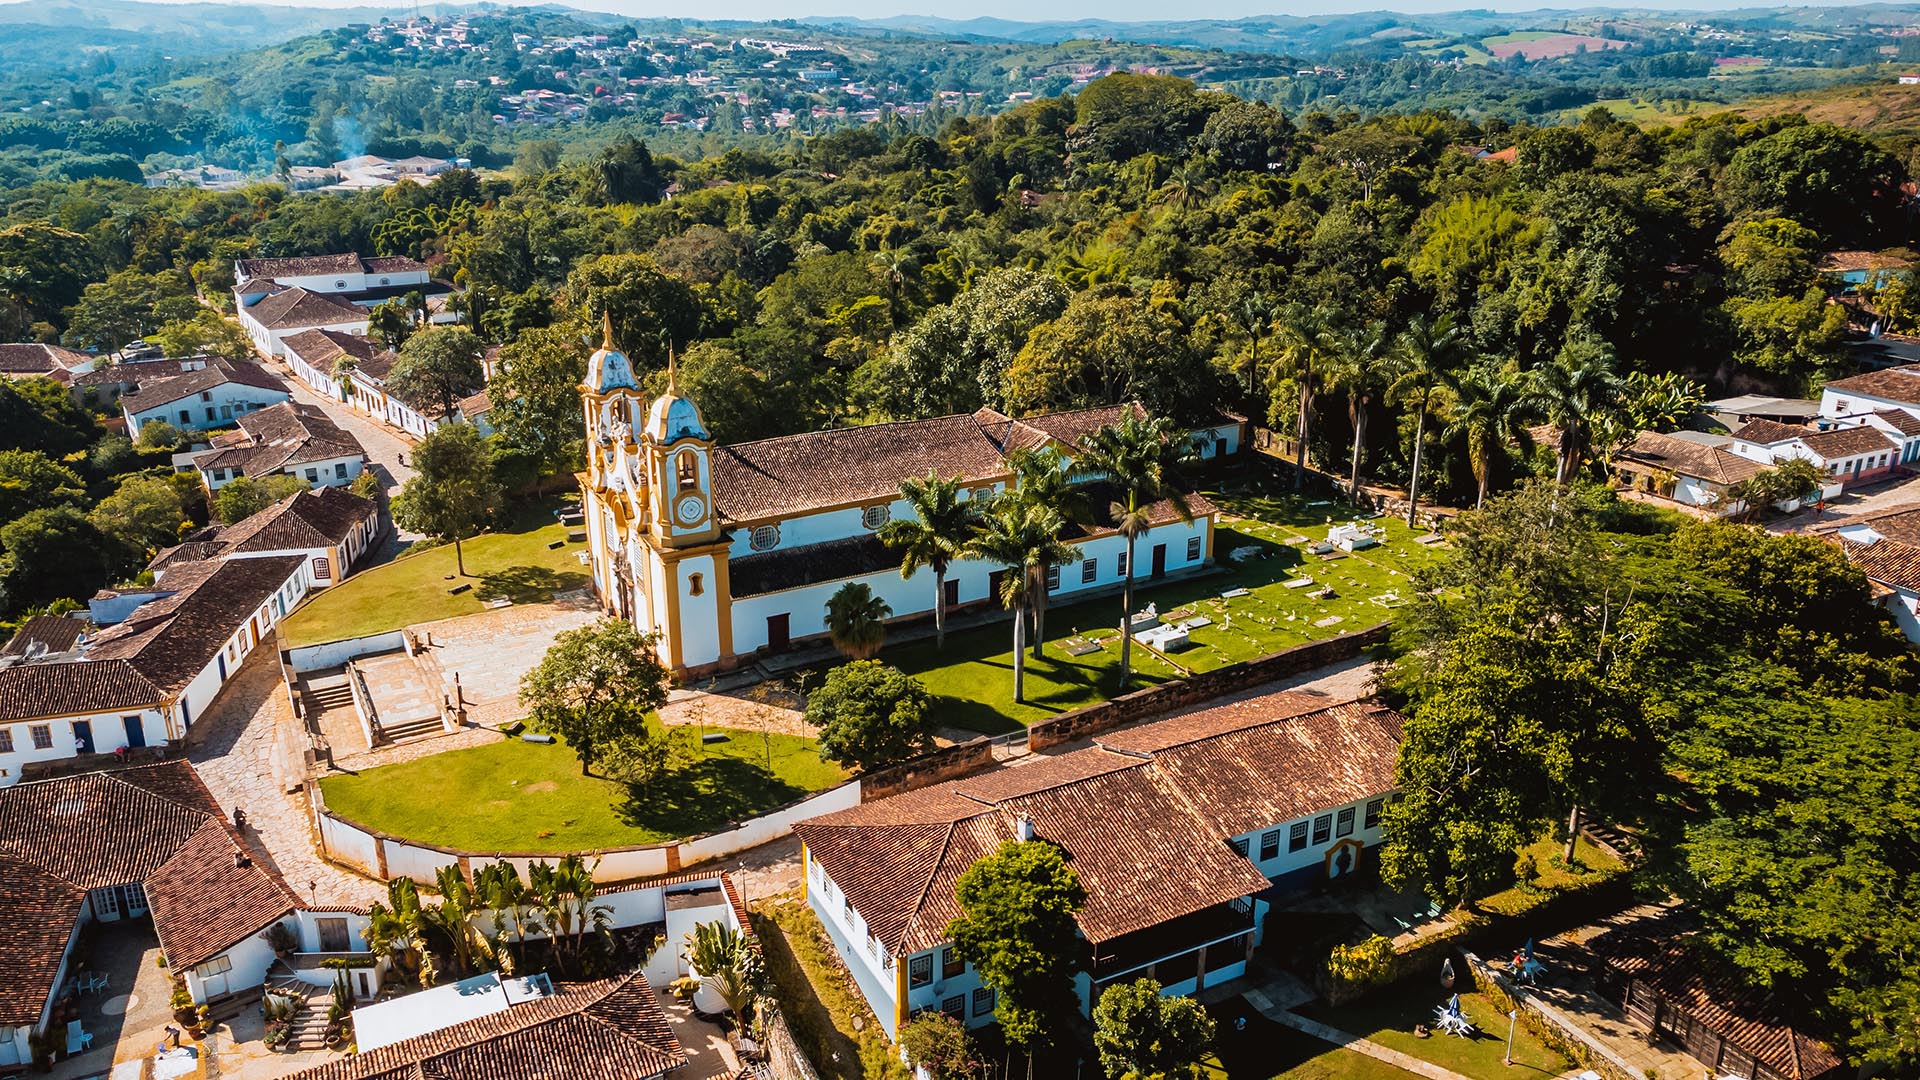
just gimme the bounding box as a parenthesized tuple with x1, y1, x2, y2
(596, 847, 674, 881)
(289, 631, 407, 673)
(382, 838, 459, 883)
(678, 782, 861, 865)
(316, 811, 383, 876)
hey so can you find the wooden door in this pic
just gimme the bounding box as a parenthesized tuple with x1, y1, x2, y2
(317, 917, 351, 952)
(767, 613, 791, 652)
(123, 715, 146, 749)
(1151, 544, 1167, 579)
(943, 578, 960, 609)
(988, 570, 1006, 604)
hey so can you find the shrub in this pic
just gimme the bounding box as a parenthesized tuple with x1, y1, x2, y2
(1324, 934, 1396, 995)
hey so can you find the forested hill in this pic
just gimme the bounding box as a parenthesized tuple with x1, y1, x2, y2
(6, 0, 1920, 187)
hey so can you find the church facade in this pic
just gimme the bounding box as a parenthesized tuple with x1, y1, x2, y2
(577, 329, 1242, 677)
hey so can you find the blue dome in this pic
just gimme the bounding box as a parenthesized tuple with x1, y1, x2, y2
(585, 345, 639, 394)
(646, 391, 710, 443)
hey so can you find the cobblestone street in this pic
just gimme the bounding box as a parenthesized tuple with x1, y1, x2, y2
(184, 645, 388, 908)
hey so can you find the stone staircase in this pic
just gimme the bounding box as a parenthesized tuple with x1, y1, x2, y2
(297, 671, 356, 725)
(376, 713, 447, 742)
(268, 977, 335, 1052)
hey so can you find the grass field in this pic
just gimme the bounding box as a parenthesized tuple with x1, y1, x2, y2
(1297, 987, 1572, 1080)
(317, 726, 846, 850)
(1206, 1000, 1418, 1080)
(1482, 30, 1627, 59)
(281, 503, 589, 648)
(881, 490, 1445, 735)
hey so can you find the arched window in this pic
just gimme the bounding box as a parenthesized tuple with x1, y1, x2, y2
(677, 450, 698, 491)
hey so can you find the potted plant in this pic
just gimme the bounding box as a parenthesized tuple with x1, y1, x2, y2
(169, 979, 196, 1027)
(263, 1020, 291, 1050)
(263, 923, 299, 958)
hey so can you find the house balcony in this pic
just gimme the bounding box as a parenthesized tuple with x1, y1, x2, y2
(1088, 898, 1256, 989)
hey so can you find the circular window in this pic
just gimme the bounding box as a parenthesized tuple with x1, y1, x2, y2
(750, 525, 779, 551)
(334, 280, 347, 289)
(862, 504, 890, 529)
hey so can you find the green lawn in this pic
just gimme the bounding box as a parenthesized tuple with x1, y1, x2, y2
(1297, 986, 1571, 1080)
(317, 727, 846, 850)
(281, 503, 590, 648)
(1205, 1000, 1419, 1080)
(881, 489, 1445, 735)
(1476, 836, 1626, 918)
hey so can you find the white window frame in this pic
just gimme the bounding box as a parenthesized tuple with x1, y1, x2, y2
(750, 525, 779, 551)
(861, 504, 890, 529)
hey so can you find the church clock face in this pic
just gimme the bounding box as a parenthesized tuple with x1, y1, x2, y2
(676, 494, 705, 525)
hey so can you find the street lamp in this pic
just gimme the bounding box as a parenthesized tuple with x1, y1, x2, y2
(1505, 1009, 1518, 1066)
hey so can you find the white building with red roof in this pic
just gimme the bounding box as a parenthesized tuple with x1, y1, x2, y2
(577, 325, 1243, 678)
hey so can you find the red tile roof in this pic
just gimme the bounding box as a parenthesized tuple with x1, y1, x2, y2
(0, 342, 91, 375)
(191, 402, 366, 476)
(1, 615, 86, 657)
(796, 694, 1404, 953)
(1589, 915, 1843, 1080)
(237, 253, 364, 280)
(0, 659, 165, 721)
(240, 287, 368, 332)
(0, 862, 85, 1024)
(122, 358, 290, 409)
(144, 819, 299, 968)
(281, 328, 389, 372)
(86, 554, 306, 692)
(284, 970, 686, 1080)
(1730, 419, 1808, 445)
(1821, 364, 1920, 408)
(1798, 425, 1897, 460)
(1842, 536, 1920, 593)
(1616, 430, 1765, 486)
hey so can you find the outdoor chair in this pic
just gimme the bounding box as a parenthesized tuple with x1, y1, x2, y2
(65, 1019, 92, 1055)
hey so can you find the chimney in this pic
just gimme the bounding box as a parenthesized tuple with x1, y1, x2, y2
(1014, 813, 1034, 842)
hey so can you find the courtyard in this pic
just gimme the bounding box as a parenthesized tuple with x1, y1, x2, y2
(317, 725, 847, 851)
(880, 488, 1447, 733)
(279, 501, 590, 649)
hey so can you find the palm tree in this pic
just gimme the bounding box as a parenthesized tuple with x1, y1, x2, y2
(1528, 337, 1624, 490)
(967, 501, 1074, 703)
(1326, 321, 1391, 505)
(365, 877, 430, 985)
(474, 860, 530, 974)
(1076, 411, 1193, 685)
(1271, 305, 1340, 490)
(1388, 313, 1468, 527)
(527, 855, 611, 978)
(684, 921, 763, 1022)
(1005, 447, 1088, 654)
(1444, 364, 1538, 509)
(1233, 292, 1276, 401)
(877, 472, 981, 650)
(825, 582, 892, 659)
(426, 864, 495, 977)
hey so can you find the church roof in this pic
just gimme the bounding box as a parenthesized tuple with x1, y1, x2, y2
(712, 414, 1012, 523)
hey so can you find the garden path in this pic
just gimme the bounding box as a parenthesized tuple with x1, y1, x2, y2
(1244, 988, 1476, 1080)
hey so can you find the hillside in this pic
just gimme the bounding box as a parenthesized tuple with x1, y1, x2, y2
(1711, 77, 1920, 135)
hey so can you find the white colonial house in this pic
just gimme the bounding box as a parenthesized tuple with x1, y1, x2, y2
(120, 359, 292, 436)
(0, 540, 321, 784)
(190, 402, 368, 492)
(0, 763, 379, 1070)
(578, 327, 1243, 677)
(150, 487, 385, 592)
(233, 253, 458, 357)
(793, 692, 1402, 1038)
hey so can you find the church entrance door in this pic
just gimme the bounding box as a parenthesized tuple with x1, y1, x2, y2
(767, 613, 790, 653)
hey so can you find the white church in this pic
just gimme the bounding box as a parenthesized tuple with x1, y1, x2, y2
(577, 326, 1243, 677)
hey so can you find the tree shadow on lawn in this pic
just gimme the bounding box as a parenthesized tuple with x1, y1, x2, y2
(613, 757, 806, 837)
(1205, 1000, 1346, 1080)
(476, 564, 591, 603)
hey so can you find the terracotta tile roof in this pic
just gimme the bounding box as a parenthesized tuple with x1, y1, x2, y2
(1817, 250, 1911, 273)
(0, 765, 220, 889)
(285, 970, 686, 1080)
(1, 615, 86, 657)
(1821, 364, 1920, 407)
(192, 402, 365, 476)
(122, 358, 290, 410)
(457, 387, 491, 419)
(797, 694, 1404, 952)
(237, 253, 364, 279)
(0, 342, 91, 375)
(714, 414, 1012, 523)
(1842, 537, 1920, 593)
(363, 255, 430, 274)
(1798, 425, 1897, 459)
(0, 861, 85, 1024)
(212, 487, 377, 555)
(1730, 419, 1808, 445)
(145, 819, 299, 968)
(1589, 915, 1843, 1080)
(71, 357, 197, 388)
(1617, 430, 1765, 486)
(0, 659, 166, 721)
(240, 287, 368, 332)
(1869, 409, 1920, 436)
(282, 328, 387, 372)
(1815, 502, 1920, 543)
(86, 555, 305, 692)
(0, 763, 297, 1024)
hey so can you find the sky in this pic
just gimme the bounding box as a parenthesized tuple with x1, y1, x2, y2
(93, 0, 1909, 22)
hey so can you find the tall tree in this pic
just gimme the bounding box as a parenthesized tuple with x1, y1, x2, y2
(520, 619, 671, 776)
(877, 471, 981, 650)
(1006, 448, 1086, 655)
(1389, 313, 1466, 526)
(947, 839, 1087, 1056)
(1443, 364, 1536, 509)
(389, 326, 485, 421)
(491, 324, 590, 476)
(1527, 336, 1623, 490)
(391, 424, 503, 576)
(967, 501, 1073, 703)
(1269, 305, 1339, 490)
(1077, 411, 1192, 684)
(804, 660, 935, 771)
(1326, 321, 1391, 505)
